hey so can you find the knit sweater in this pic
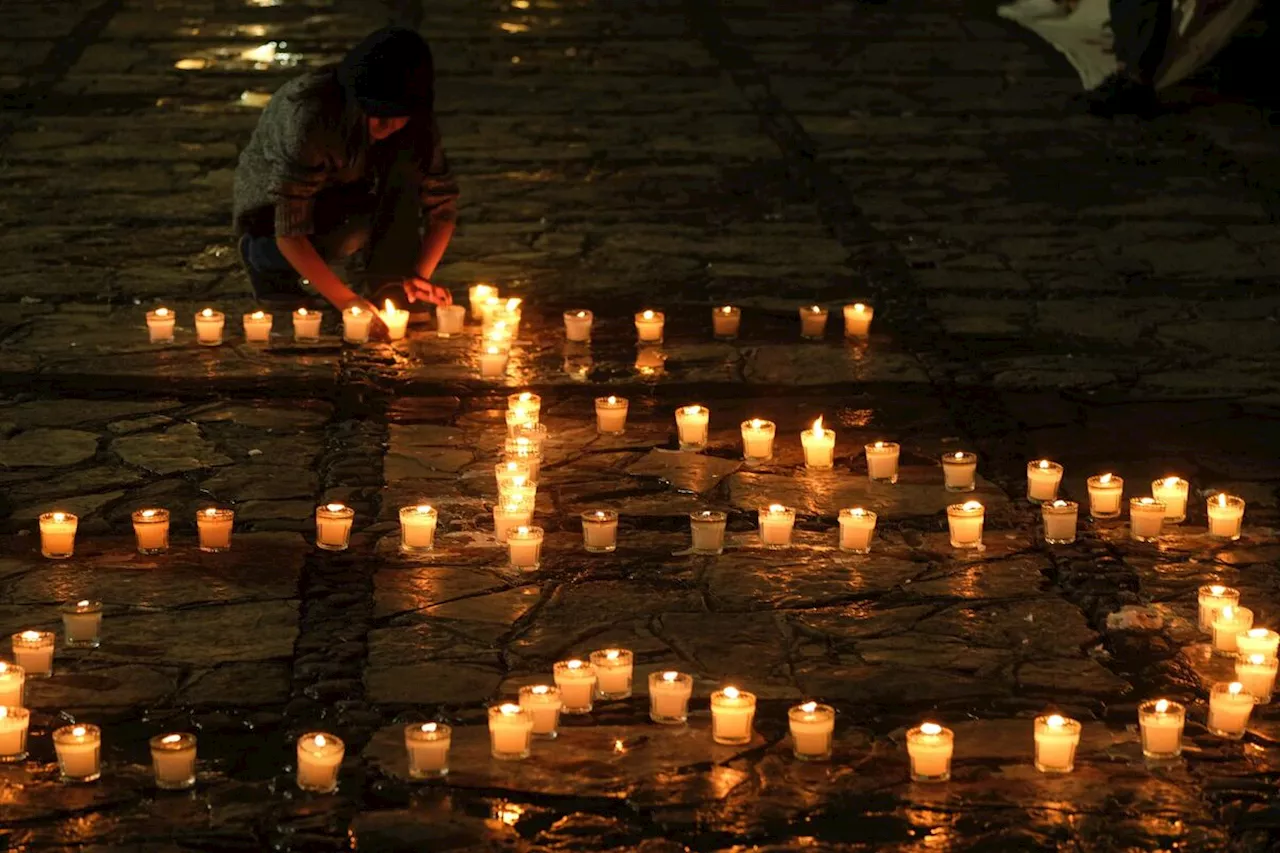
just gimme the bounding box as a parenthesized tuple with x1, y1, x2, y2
(232, 74, 458, 238)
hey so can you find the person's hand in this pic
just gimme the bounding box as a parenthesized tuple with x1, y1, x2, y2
(350, 299, 390, 340)
(403, 277, 453, 306)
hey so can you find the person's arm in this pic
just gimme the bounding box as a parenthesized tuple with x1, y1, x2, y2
(276, 235, 358, 308)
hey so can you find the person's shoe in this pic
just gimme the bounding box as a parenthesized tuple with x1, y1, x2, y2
(998, 0, 1070, 20)
(238, 234, 311, 305)
(1084, 72, 1157, 118)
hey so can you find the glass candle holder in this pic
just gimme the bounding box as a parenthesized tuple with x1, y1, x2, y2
(488, 704, 534, 760)
(690, 510, 727, 555)
(61, 600, 103, 649)
(478, 294, 501, 326)
(801, 418, 836, 470)
(381, 302, 409, 341)
(789, 702, 835, 761)
(1236, 655, 1277, 705)
(675, 405, 710, 451)
(1198, 584, 1239, 633)
(493, 501, 533, 544)
(194, 308, 225, 346)
(947, 501, 985, 550)
(1207, 681, 1253, 739)
(590, 648, 634, 700)
(581, 510, 619, 554)
(315, 504, 355, 551)
(1207, 494, 1245, 540)
(1086, 473, 1124, 519)
(563, 309, 593, 342)
(838, 508, 876, 554)
(505, 408, 535, 438)
(713, 305, 741, 339)
(710, 687, 757, 745)
(479, 346, 509, 378)
(1026, 459, 1064, 503)
(740, 419, 776, 465)
(196, 507, 234, 552)
(634, 309, 665, 344)
(1041, 500, 1078, 545)
(1129, 497, 1165, 542)
(53, 724, 101, 783)
(1138, 699, 1184, 759)
(906, 722, 953, 782)
(842, 302, 873, 338)
(497, 473, 536, 507)
(399, 505, 438, 553)
(435, 304, 466, 337)
(342, 305, 373, 344)
(11, 631, 54, 677)
(799, 305, 828, 339)
(1033, 714, 1081, 774)
(469, 284, 495, 320)
(595, 396, 629, 435)
(553, 659, 597, 714)
(508, 390, 541, 421)
(1236, 628, 1280, 661)
(649, 670, 693, 724)
(132, 508, 170, 554)
(941, 451, 978, 492)
(518, 685, 563, 738)
(758, 504, 796, 548)
(865, 441, 900, 483)
(513, 423, 548, 457)
(243, 310, 272, 345)
(0, 663, 25, 707)
(507, 526, 545, 570)
(1212, 606, 1253, 656)
(1151, 477, 1189, 523)
(495, 459, 533, 484)
(39, 511, 78, 559)
(293, 308, 322, 343)
(150, 732, 197, 790)
(0, 706, 31, 762)
(296, 732, 344, 793)
(146, 307, 176, 344)
(405, 722, 451, 778)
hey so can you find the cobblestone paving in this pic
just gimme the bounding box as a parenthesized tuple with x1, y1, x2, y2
(2, 0, 1280, 850)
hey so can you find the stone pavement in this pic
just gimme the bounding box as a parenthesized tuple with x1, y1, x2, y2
(1, 0, 1280, 850)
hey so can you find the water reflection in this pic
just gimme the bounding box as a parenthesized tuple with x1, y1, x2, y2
(174, 58, 209, 70)
(239, 90, 272, 108)
(491, 800, 524, 827)
(240, 42, 301, 69)
(499, 22, 531, 33)
(634, 347, 666, 379)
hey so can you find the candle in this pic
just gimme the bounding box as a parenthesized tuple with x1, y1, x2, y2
(946, 501, 985, 549)
(710, 686, 757, 745)
(377, 300, 408, 341)
(675, 405, 710, 451)
(11, 631, 54, 677)
(1207, 681, 1254, 739)
(1236, 628, 1279, 661)
(496, 459, 533, 485)
(758, 504, 796, 548)
(293, 307, 322, 343)
(801, 417, 836, 470)
(582, 510, 619, 554)
(315, 503, 355, 552)
(1212, 606, 1254, 656)
(799, 305, 828, 340)
(508, 391, 541, 425)
(789, 702, 835, 761)
(479, 294, 502, 326)
(61, 600, 102, 649)
(132, 508, 170, 554)
(595, 396, 629, 435)
(150, 732, 197, 790)
(1041, 500, 1078, 545)
(906, 722, 954, 782)
(1033, 714, 1081, 774)
(469, 284, 495, 319)
(1026, 459, 1064, 503)
(0, 663, 24, 707)
(1151, 477, 1189, 523)
(838, 508, 877, 554)
(243, 310, 272, 345)
(0, 706, 30, 762)
(39, 511, 78, 559)
(563, 310, 593, 342)
(590, 648, 634, 699)
(940, 451, 978, 491)
(53, 724, 101, 782)
(1129, 497, 1166, 542)
(842, 302, 873, 338)
(713, 305, 741, 339)
(1234, 653, 1277, 705)
(740, 419, 776, 465)
(493, 501, 534, 544)
(503, 436, 541, 480)
(505, 412, 534, 441)
(196, 507, 234, 552)
(194, 308, 225, 346)
(518, 686, 562, 739)
(146, 307, 176, 344)
(865, 441, 900, 483)
(649, 670, 694, 724)
(479, 345, 509, 378)
(436, 304, 466, 338)
(1138, 699, 1184, 759)
(513, 423, 548, 457)
(399, 505, 438, 553)
(1086, 473, 1124, 519)
(488, 703, 534, 760)
(634, 309, 665, 343)
(690, 510, 727, 555)
(405, 722, 451, 777)
(1198, 585, 1239, 633)
(507, 525, 545, 570)
(342, 305, 373, 344)
(501, 298, 523, 337)
(497, 473, 536, 507)
(553, 659, 597, 714)
(296, 732, 344, 793)
(1207, 494, 1245, 540)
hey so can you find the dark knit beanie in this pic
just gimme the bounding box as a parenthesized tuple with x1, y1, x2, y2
(337, 27, 434, 117)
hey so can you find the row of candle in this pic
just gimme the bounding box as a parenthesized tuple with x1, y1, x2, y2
(1197, 583, 1280, 701)
(143, 302, 441, 347)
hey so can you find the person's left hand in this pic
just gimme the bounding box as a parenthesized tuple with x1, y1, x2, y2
(403, 277, 453, 306)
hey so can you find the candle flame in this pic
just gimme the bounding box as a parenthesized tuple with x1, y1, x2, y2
(77, 599, 90, 608)
(1155, 699, 1170, 713)
(515, 437, 531, 449)
(1038, 460, 1050, 469)
(767, 504, 786, 513)
(1229, 682, 1244, 696)
(325, 503, 345, 512)
(1052, 499, 1068, 507)
(156, 307, 169, 317)
(503, 503, 522, 513)
(422, 722, 437, 732)
(642, 310, 654, 320)
(853, 303, 866, 313)
(162, 733, 182, 744)
(0, 707, 6, 719)
(297, 307, 308, 316)
(955, 452, 965, 460)
(663, 671, 679, 682)
(567, 659, 583, 670)
(606, 649, 620, 660)
(506, 298, 522, 311)
(607, 395, 617, 404)
(1139, 497, 1155, 505)
(484, 296, 500, 307)
(205, 507, 217, 516)
(201, 308, 214, 318)
(72, 726, 86, 737)
(52, 512, 66, 522)
(577, 311, 587, 318)
(723, 686, 740, 699)
(1162, 477, 1180, 487)
(0, 663, 7, 673)
(384, 299, 396, 315)
(415, 505, 433, 514)
(1249, 654, 1267, 665)
(812, 416, 824, 437)
(721, 306, 733, 314)
(1218, 493, 1229, 508)
(962, 501, 983, 511)
(251, 310, 265, 320)
(809, 305, 821, 313)
(1222, 606, 1234, 620)
(596, 511, 606, 520)
(1210, 585, 1226, 595)
(750, 418, 764, 428)
(486, 346, 500, 355)
(20, 630, 41, 640)
(314, 734, 326, 747)
(531, 685, 549, 695)
(1100, 473, 1112, 484)
(683, 405, 703, 415)
(873, 441, 884, 449)
(515, 526, 529, 536)
(1047, 714, 1065, 728)
(350, 306, 361, 315)
(518, 392, 532, 402)
(920, 722, 942, 735)
(1248, 628, 1269, 638)
(801, 701, 817, 712)
(851, 508, 865, 517)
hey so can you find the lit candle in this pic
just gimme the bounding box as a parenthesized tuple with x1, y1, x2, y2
(590, 648, 634, 699)
(789, 701, 835, 761)
(518, 686, 562, 739)
(194, 308, 225, 346)
(53, 724, 101, 782)
(405, 722, 451, 778)
(496, 459, 533, 485)
(0, 663, 24, 707)
(493, 501, 533, 544)
(634, 309, 665, 344)
(39, 511, 78, 559)
(1237, 628, 1279, 661)
(675, 405, 710, 451)
(503, 436, 541, 480)
(513, 422, 548, 457)
(1138, 699, 1184, 759)
(842, 302, 873, 338)
(1026, 459, 1064, 503)
(801, 417, 836, 470)
(1207, 494, 1245, 540)
(243, 310, 272, 345)
(11, 630, 54, 677)
(505, 412, 534, 440)
(1033, 714, 1081, 774)
(947, 501, 985, 549)
(865, 441, 900, 483)
(553, 659, 597, 714)
(146, 307, 176, 344)
(1207, 681, 1254, 739)
(1041, 500, 1078, 545)
(436, 304, 466, 338)
(1086, 473, 1124, 519)
(1151, 477, 1189, 523)
(906, 722, 953, 782)
(1237, 654, 1277, 704)
(758, 504, 796, 548)
(380, 300, 409, 341)
(1129, 497, 1166, 542)
(1198, 585, 1239, 633)
(1212, 606, 1254, 655)
(837, 508, 877, 554)
(713, 305, 741, 339)
(689, 510, 727, 555)
(296, 732, 344, 793)
(469, 284, 495, 320)
(488, 703, 534, 760)
(740, 419, 776, 465)
(507, 525, 545, 570)
(799, 305, 828, 340)
(710, 686, 757, 745)
(595, 396, 629, 435)
(649, 670, 694, 724)
(563, 310, 593, 342)
(315, 503, 355, 551)
(497, 472, 536, 507)
(61, 600, 102, 649)
(132, 508, 170, 554)
(479, 345, 509, 378)
(479, 294, 502, 326)
(941, 451, 978, 492)
(342, 305, 373, 344)
(150, 732, 197, 790)
(196, 507, 234, 552)
(0, 706, 31, 762)
(399, 505, 438, 553)
(293, 307, 322, 343)
(508, 391, 541, 425)
(501, 298, 523, 337)
(581, 510, 619, 554)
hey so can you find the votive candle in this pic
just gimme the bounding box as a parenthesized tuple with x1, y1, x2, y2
(518, 685, 562, 739)
(196, 507, 234, 552)
(53, 724, 101, 783)
(941, 451, 978, 492)
(690, 510, 727, 555)
(801, 417, 836, 470)
(488, 703, 534, 760)
(146, 307, 176, 344)
(563, 310, 593, 342)
(1041, 500, 1078, 545)
(590, 648, 634, 700)
(842, 302, 873, 338)
(1086, 473, 1124, 519)
(39, 511, 78, 559)
(507, 525, 545, 570)
(1207, 681, 1253, 739)
(710, 686, 757, 745)
(1152, 477, 1189, 523)
(649, 670, 694, 724)
(713, 305, 741, 339)
(194, 308, 225, 346)
(493, 501, 533, 544)
(1129, 497, 1165, 542)
(947, 501, 985, 549)
(1198, 584, 1239, 633)
(741, 419, 776, 465)
(865, 441, 900, 483)
(11, 631, 54, 677)
(469, 284, 495, 320)
(243, 310, 272, 344)
(1033, 714, 1081, 773)
(1207, 494, 1245, 540)
(296, 732, 343, 793)
(132, 508, 170, 554)
(1138, 699, 1184, 759)
(381, 301, 409, 341)
(150, 732, 197, 790)
(479, 346, 508, 378)
(0, 706, 31, 762)
(838, 508, 876, 554)
(1026, 459, 1064, 503)
(553, 659, 597, 714)
(635, 309, 665, 343)
(582, 510, 618, 553)
(758, 504, 796, 548)
(405, 722, 451, 777)
(789, 702, 835, 761)
(1236, 628, 1280, 661)
(399, 505, 438, 553)
(342, 305, 373, 344)
(595, 396, 628, 435)
(1236, 655, 1277, 705)
(315, 503, 355, 551)
(61, 600, 102, 649)
(799, 305, 828, 340)
(676, 405, 710, 451)
(293, 307, 322, 343)
(0, 663, 24, 707)
(906, 722, 953, 782)
(1212, 606, 1254, 656)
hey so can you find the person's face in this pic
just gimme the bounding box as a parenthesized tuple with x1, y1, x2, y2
(368, 116, 410, 141)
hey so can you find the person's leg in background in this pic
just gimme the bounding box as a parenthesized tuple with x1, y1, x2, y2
(1088, 0, 1173, 116)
